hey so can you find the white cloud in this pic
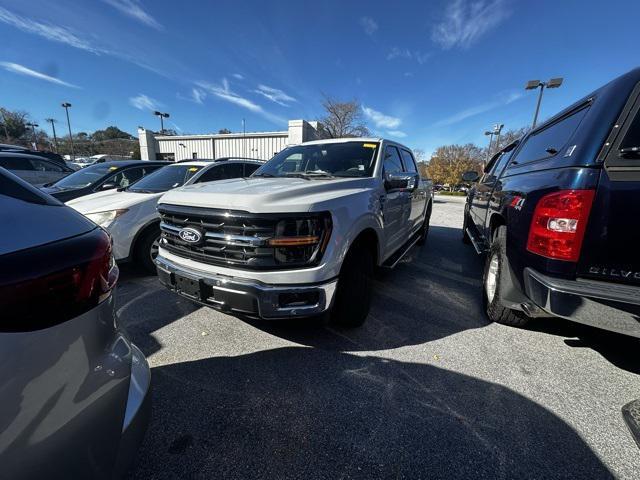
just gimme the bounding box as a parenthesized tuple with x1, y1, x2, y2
(0, 62, 80, 88)
(103, 0, 163, 30)
(360, 16, 378, 35)
(191, 88, 206, 104)
(253, 84, 296, 106)
(387, 130, 407, 138)
(362, 106, 402, 129)
(129, 93, 162, 111)
(386, 47, 431, 65)
(232, 73, 244, 80)
(431, 0, 510, 50)
(434, 91, 522, 127)
(0, 6, 99, 53)
(196, 79, 285, 125)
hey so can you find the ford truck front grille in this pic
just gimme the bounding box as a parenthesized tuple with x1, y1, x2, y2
(158, 204, 278, 269)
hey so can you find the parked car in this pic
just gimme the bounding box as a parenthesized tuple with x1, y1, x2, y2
(41, 160, 169, 202)
(0, 152, 74, 186)
(67, 158, 265, 273)
(461, 67, 640, 339)
(0, 167, 150, 479)
(156, 138, 433, 327)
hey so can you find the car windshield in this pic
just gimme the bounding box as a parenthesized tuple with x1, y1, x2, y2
(51, 163, 119, 189)
(253, 141, 379, 178)
(127, 164, 202, 193)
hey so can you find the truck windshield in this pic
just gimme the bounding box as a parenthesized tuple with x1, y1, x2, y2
(253, 141, 379, 178)
(127, 164, 202, 193)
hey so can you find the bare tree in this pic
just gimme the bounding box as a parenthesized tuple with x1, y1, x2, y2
(317, 95, 370, 138)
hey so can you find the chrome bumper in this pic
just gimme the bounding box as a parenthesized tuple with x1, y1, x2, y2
(524, 267, 640, 338)
(156, 256, 337, 319)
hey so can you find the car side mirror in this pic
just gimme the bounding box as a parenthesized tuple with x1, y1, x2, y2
(100, 182, 117, 191)
(461, 171, 480, 183)
(385, 172, 416, 191)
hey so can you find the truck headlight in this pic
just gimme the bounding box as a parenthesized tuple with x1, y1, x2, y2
(85, 209, 129, 228)
(268, 213, 332, 265)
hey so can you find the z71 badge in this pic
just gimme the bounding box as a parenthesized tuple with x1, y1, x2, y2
(509, 196, 525, 211)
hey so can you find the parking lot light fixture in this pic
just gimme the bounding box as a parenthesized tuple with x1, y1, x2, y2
(484, 130, 495, 162)
(493, 123, 504, 153)
(526, 78, 564, 128)
(25, 122, 39, 150)
(154, 111, 170, 134)
(61, 102, 74, 160)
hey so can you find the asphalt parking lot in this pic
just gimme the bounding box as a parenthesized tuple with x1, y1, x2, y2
(119, 195, 639, 479)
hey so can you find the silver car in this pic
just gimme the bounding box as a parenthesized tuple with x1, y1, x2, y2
(0, 167, 151, 478)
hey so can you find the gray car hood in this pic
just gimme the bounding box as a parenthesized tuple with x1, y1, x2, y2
(159, 177, 376, 213)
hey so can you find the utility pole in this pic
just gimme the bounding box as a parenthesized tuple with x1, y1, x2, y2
(61, 102, 74, 160)
(45, 118, 59, 152)
(493, 123, 504, 153)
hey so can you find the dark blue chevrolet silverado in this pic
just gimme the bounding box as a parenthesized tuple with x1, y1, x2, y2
(462, 67, 640, 339)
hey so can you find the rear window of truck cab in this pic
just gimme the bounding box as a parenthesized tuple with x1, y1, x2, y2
(511, 106, 590, 165)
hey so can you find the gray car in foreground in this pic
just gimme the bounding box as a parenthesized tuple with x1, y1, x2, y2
(0, 168, 151, 478)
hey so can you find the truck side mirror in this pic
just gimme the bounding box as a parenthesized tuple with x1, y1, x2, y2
(461, 171, 480, 183)
(385, 172, 415, 191)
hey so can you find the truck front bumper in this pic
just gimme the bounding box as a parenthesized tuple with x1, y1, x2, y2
(524, 267, 640, 338)
(156, 256, 338, 320)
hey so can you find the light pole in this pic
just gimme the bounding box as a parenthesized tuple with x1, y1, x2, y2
(484, 130, 495, 162)
(61, 102, 74, 160)
(493, 123, 504, 153)
(153, 111, 170, 134)
(25, 122, 39, 150)
(45, 118, 58, 152)
(526, 78, 563, 128)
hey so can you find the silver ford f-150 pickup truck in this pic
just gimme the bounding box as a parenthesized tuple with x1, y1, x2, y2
(155, 138, 433, 326)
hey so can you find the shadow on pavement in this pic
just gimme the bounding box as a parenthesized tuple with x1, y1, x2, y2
(245, 226, 488, 351)
(128, 347, 612, 479)
(527, 317, 640, 375)
(116, 264, 199, 356)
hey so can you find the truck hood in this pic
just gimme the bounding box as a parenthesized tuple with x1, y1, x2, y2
(66, 188, 164, 214)
(159, 177, 376, 213)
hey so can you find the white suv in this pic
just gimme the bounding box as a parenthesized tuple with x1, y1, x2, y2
(156, 138, 433, 326)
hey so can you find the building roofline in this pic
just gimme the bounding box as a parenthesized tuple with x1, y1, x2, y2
(151, 131, 288, 141)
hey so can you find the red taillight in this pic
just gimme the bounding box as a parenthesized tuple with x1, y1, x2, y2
(0, 228, 118, 331)
(526, 189, 595, 262)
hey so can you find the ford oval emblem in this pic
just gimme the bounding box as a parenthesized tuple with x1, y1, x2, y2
(178, 227, 203, 244)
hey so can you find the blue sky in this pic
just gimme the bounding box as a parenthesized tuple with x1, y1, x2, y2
(1, 0, 639, 155)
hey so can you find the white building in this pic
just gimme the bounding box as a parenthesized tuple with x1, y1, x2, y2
(138, 119, 321, 162)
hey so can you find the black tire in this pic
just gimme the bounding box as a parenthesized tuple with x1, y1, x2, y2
(135, 226, 161, 275)
(330, 245, 374, 327)
(483, 226, 529, 327)
(462, 208, 471, 244)
(416, 203, 432, 246)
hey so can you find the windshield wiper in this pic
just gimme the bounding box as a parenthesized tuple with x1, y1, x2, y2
(620, 146, 640, 158)
(282, 170, 334, 179)
(252, 172, 275, 177)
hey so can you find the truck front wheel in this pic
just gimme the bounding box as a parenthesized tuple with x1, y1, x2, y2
(330, 246, 374, 327)
(483, 226, 529, 327)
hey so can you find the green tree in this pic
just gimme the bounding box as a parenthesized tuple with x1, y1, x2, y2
(92, 126, 133, 141)
(0, 108, 29, 142)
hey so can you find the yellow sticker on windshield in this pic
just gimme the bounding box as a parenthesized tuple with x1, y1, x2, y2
(109, 166, 118, 171)
(363, 143, 377, 148)
(188, 167, 198, 172)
